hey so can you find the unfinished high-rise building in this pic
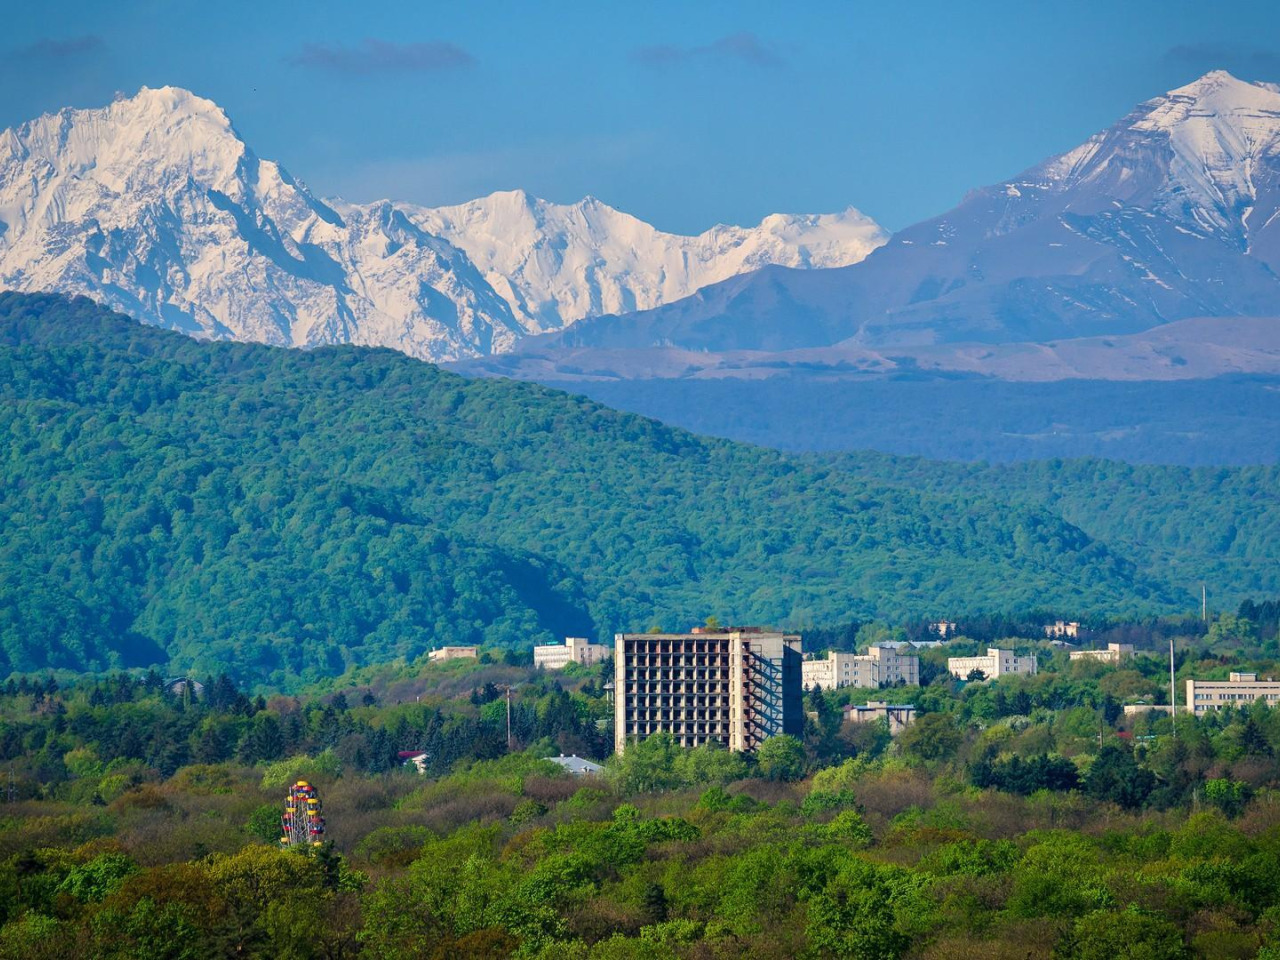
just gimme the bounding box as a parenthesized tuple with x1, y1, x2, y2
(613, 627, 803, 754)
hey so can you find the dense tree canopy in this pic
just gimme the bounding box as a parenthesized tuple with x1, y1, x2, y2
(0, 293, 1193, 685)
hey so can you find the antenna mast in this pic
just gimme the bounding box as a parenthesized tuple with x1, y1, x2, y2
(1169, 635, 1177, 739)
(1202, 584, 1207, 623)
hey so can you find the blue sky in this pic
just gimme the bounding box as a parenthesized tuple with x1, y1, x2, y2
(3, 0, 1279, 234)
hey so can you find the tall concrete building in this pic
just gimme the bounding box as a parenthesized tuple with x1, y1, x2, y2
(802, 646, 920, 690)
(614, 628, 803, 754)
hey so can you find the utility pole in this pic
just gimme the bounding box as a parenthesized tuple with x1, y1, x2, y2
(1169, 635, 1177, 739)
(506, 686, 513, 752)
(1202, 584, 1208, 623)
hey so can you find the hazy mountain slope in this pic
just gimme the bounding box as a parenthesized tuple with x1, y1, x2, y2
(0, 88, 884, 361)
(536, 71, 1280, 354)
(0, 292, 1173, 683)
(545, 375, 1280, 467)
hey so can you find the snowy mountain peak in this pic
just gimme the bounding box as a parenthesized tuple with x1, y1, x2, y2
(0, 87, 884, 360)
(1136, 69, 1280, 143)
(1161, 69, 1274, 99)
(1024, 69, 1280, 245)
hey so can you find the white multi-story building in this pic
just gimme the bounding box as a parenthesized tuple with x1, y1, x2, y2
(947, 648, 1037, 681)
(1069, 643, 1135, 664)
(534, 636, 611, 670)
(802, 646, 920, 690)
(1186, 673, 1280, 715)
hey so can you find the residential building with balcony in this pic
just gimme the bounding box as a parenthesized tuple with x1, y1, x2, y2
(614, 628, 803, 754)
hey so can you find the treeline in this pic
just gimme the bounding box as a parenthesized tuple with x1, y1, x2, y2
(831, 450, 1280, 610)
(0, 663, 612, 796)
(6, 648, 1280, 956)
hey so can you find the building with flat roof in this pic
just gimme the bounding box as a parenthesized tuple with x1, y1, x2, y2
(1122, 703, 1175, 717)
(1186, 673, 1280, 715)
(534, 636, 611, 670)
(802, 646, 919, 690)
(428, 645, 478, 663)
(843, 700, 917, 735)
(547, 754, 605, 776)
(1070, 643, 1135, 664)
(614, 628, 803, 754)
(947, 648, 1037, 681)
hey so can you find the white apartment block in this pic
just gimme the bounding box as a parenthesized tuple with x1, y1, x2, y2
(1069, 643, 1135, 664)
(428, 645, 478, 662)
(802, 646, 920, 690)
(947, 648, 1038, 681)
(1186, 673, 1280, 716)
(534, 636, 611, 670)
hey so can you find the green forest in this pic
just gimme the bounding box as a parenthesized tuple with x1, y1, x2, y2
(3, 613, 1280, 959)
(1, 292, 1231, 686)
(828, 452, 1280, 606)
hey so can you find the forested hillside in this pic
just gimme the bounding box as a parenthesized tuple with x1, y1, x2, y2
(829, 453, 1280, 610)
(0, 293, 1174, 684)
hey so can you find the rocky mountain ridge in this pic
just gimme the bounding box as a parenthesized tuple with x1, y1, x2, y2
(0, 86, 885, 361)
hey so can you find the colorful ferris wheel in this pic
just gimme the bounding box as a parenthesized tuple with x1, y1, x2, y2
(280, 780, 326, 848)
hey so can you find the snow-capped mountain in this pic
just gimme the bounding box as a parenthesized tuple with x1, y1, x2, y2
(0, 87, 885, 361)
(412, 190, 883, 333)
(531, 70, 1280, 356)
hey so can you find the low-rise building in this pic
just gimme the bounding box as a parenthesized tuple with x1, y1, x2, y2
(1044, 620, 1081, 639)
(534, 636, 611, 670)
(1069, 643, 1135, 664)
(1122, 703, 1175, 717)
(1186, 673, 1280, 715)
(947, 648, 1038, 681)
(428, 645, 478, 663)
(802, 646, 920, 690)
(843, 700, 916, 735)
(547, 754, 604, 776)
